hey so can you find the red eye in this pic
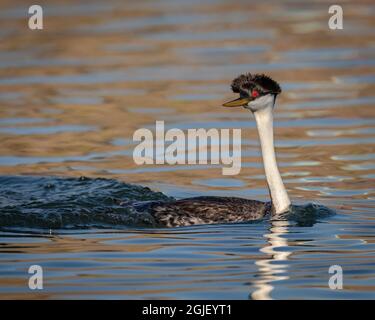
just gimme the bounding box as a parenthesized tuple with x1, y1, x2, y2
(252, 90, 259, 98)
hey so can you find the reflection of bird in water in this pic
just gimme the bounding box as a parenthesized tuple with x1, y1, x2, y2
(148, 73, 291, 227)
(251, 220, 291, 300)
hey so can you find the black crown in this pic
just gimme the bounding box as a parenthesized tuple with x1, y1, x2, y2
(231, 73, 282, 95)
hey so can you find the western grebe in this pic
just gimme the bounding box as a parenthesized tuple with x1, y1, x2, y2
(149, 73, 291, 227)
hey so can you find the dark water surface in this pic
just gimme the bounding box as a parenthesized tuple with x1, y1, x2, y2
(0, 0, 374, 299)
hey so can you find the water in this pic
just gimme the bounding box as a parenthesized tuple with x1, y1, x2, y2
(0, 0, 374, 299)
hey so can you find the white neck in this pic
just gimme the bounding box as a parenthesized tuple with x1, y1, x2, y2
(252, 97, 291, 214)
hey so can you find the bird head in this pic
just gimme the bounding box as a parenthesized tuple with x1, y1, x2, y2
(223, 73, 281, 112)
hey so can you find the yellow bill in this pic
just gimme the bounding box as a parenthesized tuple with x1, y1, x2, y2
(222, 97, 252, 107)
